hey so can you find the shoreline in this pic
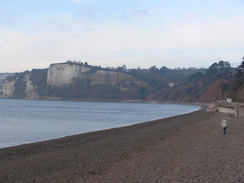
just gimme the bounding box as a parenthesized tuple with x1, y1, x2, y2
(0, 97, 209, 106)
(0, 109, 243, 182)
(0, 99, 201, 149)
(0, 106, 201, 150)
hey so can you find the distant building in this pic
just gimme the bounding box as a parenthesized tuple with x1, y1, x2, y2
(169, 82, 175, 88)
(226, 98, 232, 104)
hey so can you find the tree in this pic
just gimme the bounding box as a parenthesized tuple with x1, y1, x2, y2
(240, 57, 244, 69)
(209, 62, 218, 70)
(207, 62, 218, 75)
(236, 58, 244, 77)
(149, 65, 159, 73)
(218, 61, 225, 69)
(159, 66, 170, 75)
(189, 72, 204, 82)
(218, 61, 231, 69)
(224, 61, 231, 69)
(240, 62, 244, 69)
(116, 65, 127, 72)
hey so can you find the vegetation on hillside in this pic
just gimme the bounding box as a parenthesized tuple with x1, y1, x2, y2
(1, 57, 244, 102)
(152, 60, 240, 103)
(229, 57, 244, 102)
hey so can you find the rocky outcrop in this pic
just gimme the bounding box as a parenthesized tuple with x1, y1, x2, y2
(0, 80, 15, 97)
(199, 79, 230, 103)
(0, 63, 150, 100)
(0, 61, 242, 103)
(47, 63, 147, 90)
(0, 72, 39, 99)
(46, 63, 150, 100)
(25, 74, 39, 99)
(47, 63, 90, 87)
(90, 70, 148, 90)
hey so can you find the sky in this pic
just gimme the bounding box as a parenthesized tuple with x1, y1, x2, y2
(0, 0, 244, 72)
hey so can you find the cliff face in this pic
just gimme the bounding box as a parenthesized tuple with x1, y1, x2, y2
(47, 63, 147, 88)
(0, 71, 41, 99)
(46, 63, 149, 100)
(0, 63, 149, 100)
(0, 61, 242, 103)
(229, 74, 244, 102)
(47, 63, 90, 87)
(199, 79, 230, 103)
(0, 80, 15, 98)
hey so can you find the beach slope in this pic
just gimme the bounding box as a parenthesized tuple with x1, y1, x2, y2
(0, 109, 243, 183)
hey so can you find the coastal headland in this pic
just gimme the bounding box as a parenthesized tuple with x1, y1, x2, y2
(0, 109, 243, 183)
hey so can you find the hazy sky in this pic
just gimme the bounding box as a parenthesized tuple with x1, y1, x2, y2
(0, 0, 244, 72)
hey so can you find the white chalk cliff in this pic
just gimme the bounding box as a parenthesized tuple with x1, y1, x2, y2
(47, 63, 90, 87)
(0, 72, 38, 99)
(47, 63, 147, 89)
(0, 62, 149, 100)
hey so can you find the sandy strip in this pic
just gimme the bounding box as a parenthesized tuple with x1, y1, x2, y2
(0, 109, 243, 183)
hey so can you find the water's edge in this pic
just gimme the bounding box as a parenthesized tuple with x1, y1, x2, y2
(0, 99, 201, 148)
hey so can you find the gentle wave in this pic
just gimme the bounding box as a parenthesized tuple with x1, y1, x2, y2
(0, 99, 200, 148)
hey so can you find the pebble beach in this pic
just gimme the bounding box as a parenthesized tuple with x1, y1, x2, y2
(0, 109, 243, 183)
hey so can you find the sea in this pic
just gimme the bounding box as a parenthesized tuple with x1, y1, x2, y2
(0, 99, 200, 148)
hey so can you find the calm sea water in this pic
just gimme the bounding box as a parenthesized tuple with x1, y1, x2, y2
(0, 99, 200, 148)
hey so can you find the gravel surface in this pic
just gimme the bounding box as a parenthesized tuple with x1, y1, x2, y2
(0, 109, 243, 183)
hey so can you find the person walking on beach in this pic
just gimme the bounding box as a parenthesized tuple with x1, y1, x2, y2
(221, 118, 228, 134)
